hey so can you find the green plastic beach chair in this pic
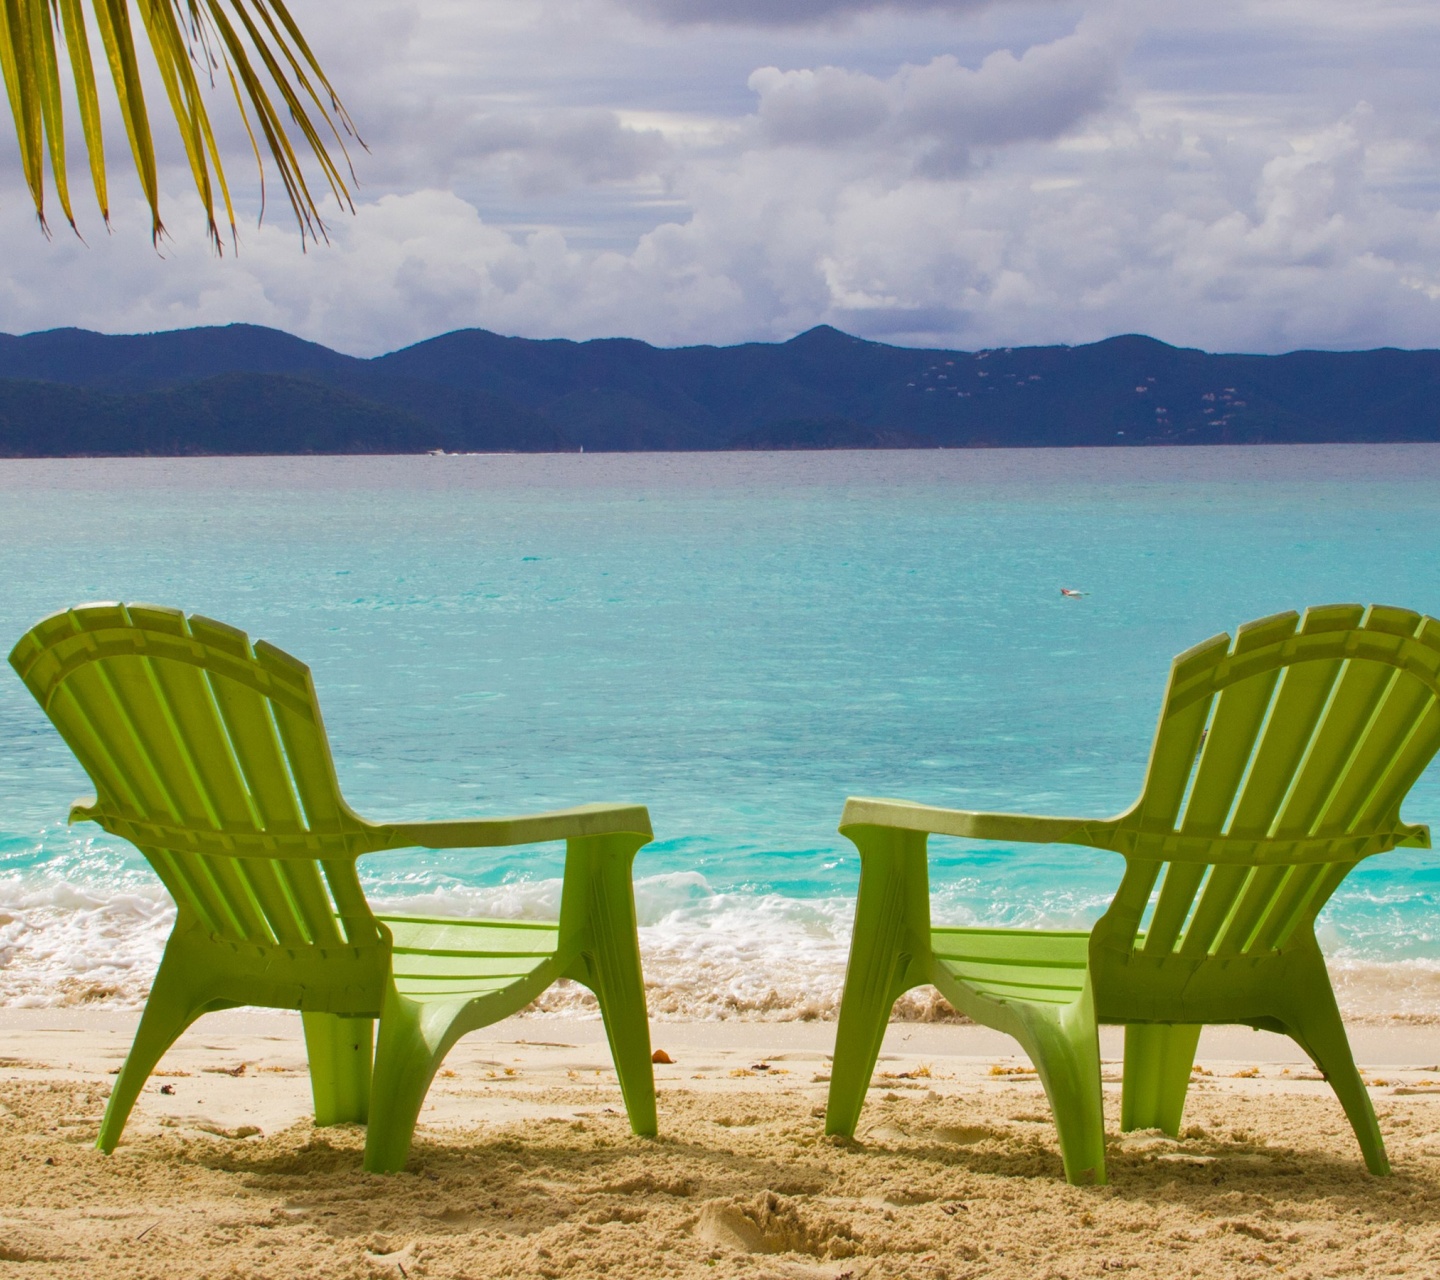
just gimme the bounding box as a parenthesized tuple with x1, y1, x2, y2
(826, 604, 1440, 1185)
(9, 603, 657, 1173)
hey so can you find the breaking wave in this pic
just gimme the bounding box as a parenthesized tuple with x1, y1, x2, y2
(3, 866, 1439, 1024)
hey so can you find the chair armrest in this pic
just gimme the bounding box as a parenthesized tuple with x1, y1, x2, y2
(839, 796, 1119, 848)
(1399, 824, 1431, 849)
(370, 802, 653, 852)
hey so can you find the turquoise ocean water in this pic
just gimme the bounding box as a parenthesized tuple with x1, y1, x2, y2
(3, 448, 1439, 1020)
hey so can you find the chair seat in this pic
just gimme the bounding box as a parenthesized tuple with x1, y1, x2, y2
(931, 926, 1090, 1008)
(379, 914, 561, 1002)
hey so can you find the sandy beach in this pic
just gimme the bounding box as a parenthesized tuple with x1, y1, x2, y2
(3, 1010, 1440, 1279)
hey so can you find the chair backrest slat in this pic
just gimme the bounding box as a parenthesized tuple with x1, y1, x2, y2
(49, 665, 275, 940)
(9, 604, 379, 950)
(1225, 608, 1362, 839)
(1140, 861, 1205, 955)
(54, 661, 183, 820)
(223, 856, 306, 945)
(1267, 860, 1357, 951)
(1265, 609, 1425, 840)
(1103, 860, 1161, 945)
(146, 845, 243, 939)
(1318, 677, 1435, 837)
(1103, 604, 1440, 964)
(1275, 659, 1398, 838)
(131, 610, 273, 835)
(146, 661, 256, 830)
(1248, 861, 1329, 952)
(321, 858, 383, 946)
(1213, 862, 1292, 954)
(117, 606, 244, 828)
(1356, 698, 1440, 833)
(1175, 864, 1250, 956)
(192, 621, 307, 833)
(1133, 636, 1228, 832)
(96, 656, 221, 828)
(256, 642, 348, 833)
(1143, 617, 1302, 953)
(1178, 612, 1298, 838)
(274, 859, 348, 945)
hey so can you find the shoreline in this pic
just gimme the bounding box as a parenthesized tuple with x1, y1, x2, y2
(10, 959, 1440, 1026)
(6, 870, 1440, 1025)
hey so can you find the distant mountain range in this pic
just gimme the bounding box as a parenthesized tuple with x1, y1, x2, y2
(2, 323, 1440, 455)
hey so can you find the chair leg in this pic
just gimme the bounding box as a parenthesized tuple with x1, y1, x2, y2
(1013, 996, 1108, 1186)
(1121, 1023, 1201, 1136)
(98, 960, 207, 1153)
(363, 990, 460, 1174)
(580, 859, 657, 1137)
(826, 826, 929, 1138)
(560, 833, 657, 1138)
(1283, 987, 1388, 1175)
(302, 1013, 373, 1126)
(826, 943, 906, 1139)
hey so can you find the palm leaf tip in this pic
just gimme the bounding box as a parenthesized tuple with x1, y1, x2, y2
(0, 0, 356, 248)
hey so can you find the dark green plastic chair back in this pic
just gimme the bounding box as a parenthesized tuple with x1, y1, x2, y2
(1100, 604, 1440, 960)
(9, 603, 381, 950)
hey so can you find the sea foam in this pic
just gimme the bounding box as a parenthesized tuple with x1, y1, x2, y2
(4, 869, 1440, 1025)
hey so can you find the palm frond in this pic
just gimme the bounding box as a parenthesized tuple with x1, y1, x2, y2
(0, 0, 357, 248)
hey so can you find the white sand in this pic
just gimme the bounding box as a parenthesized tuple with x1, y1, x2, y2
(3, 1008, 1440, 1278)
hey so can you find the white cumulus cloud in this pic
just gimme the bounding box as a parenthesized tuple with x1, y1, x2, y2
(748, 20, 1128, 173)
(3, 0, 1440, 356)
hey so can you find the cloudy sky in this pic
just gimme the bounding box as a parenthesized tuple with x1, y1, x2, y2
(2, 0, 1439, 356)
